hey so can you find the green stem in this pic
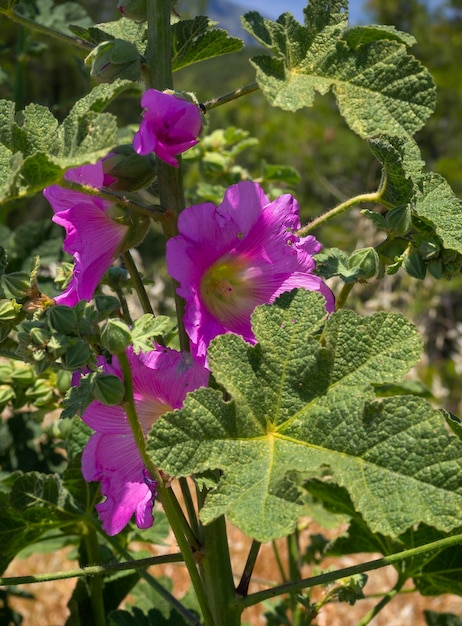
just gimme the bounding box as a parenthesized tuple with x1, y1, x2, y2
(234, 532, 462, 609)
(144, 0, 189, 351)
(102, 533, 202, 626)
(202, 82, 260, 111)
(179, 477, 200, 538)
(122, 250, 154, 316)
(298, 171, 387, 236)
(117, 349, 213, 626)
(58, 179, 165, 221)
(334, 282, 355, 311)
(82, 525, 106, 626)
(0, 553, 184, 586)
(287, 531, 301, 624)
(1, 7, 93, 51)
(355, 584, 403, 626)
(236, 540, 261, 597)
(201, 515, 241, 626)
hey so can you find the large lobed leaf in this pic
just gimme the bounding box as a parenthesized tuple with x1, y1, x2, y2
(241, 0, 435, 138)
(147, 290, 462, 542)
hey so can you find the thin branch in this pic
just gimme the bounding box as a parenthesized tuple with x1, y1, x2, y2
(234, 532, 462, 609)
(202, 82, 260, 111)
(236, 540, 261, 597)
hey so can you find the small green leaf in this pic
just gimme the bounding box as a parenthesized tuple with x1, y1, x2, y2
(425, 611, 462, 626)
(242, 2, 435, 137)
(172, 16, 243, 72)
(131, 315, 175, 354)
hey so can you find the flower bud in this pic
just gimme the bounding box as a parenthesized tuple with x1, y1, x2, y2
(25, 380, 54, 407)
(30, 326, 51, 346)
(60, 340, 92, 370)
(418, 238, 440, 261)
(11, 365, 35, 388)
(91, 374, 126, 405)
(118, 0, 147, 21)
(102, 145, 156, 191)
(0, 384, 15, 409)
(0, 299, 22, 324)
(1, 272, 31, 298)
(348, 247, 379, 280)
(385, 205, 412, 236)
(403, 249, 426, 279)
(101, 319, 132, 354)
(86, 40, 141, 84)
(47, 306, 78, 335)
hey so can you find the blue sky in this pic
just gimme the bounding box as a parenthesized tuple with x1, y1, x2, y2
(229, 0, 444, 24)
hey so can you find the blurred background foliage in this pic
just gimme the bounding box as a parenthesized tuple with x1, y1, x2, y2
(1, 0, 462, 414)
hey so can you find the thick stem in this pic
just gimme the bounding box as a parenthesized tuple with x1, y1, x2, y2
(334, 282, 355, 311)
(201, 515, 241, 626)
(82, 525, 106, 626)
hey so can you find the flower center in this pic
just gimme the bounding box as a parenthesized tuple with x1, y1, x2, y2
(200, 255, 260, 325)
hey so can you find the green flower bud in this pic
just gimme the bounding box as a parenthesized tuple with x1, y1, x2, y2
(102, 145, 156, 192)
(86, 40, 141, 84)
(25, 380, 54, 407)
(94, 295, 121, 319)
(418, 238, 440, 261)
(376, 237, 408, 263)
(1, 272, 31, 298)
(348, 247, 379, 280)
(47, 306, 78, 335)
(428, 259, 443, 279)
(60, 340, 92, 370)
(11, 365, 35, 388)
(30, 326, 51, 346)
(0, 299, 23, 324)
(91, 374, 126, 405)
(0, 363, 12, 383)
(118, 0, 147, 21)
(56, 370, 72, 395)
(403, 249, 426, 279)
(385, 205, 412, 236)
(0, 384, 15, 409)
(101, 319, 132, 354)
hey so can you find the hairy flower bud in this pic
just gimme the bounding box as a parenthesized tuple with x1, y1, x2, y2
(91, 374, 126, 406)
(47, 306, 78, 335)
(348, 247, 379, 280)
(102, 145, 156, 191)
(86, 40, 141, 84)
(385, 205, 412, 236)
(403, 249, 426, 279)
(101, 319, 132, 354)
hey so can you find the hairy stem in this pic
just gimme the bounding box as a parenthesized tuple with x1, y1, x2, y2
(121, 250, 154, 316)
(298, 172, 387, 236)
(202, 82, 260, 111)
(235, 532, 462, 609)
(236, 540, 262, 597)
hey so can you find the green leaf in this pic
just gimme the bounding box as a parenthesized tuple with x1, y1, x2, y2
(425, 611, 462, 626)
(172, 16, 243, 72)
(146, 289, 462, 542)
(241, 2, 435, 137)
(368, 135, 425, 208)
(413, 173, 462, 254)
(131, 315, 175, 354)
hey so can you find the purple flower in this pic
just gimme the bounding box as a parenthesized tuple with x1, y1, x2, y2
(43, 162, 129, 306)
(167, 181, 335, 362)
(81, 346, 209, 535)
(133, 89, 202, 167)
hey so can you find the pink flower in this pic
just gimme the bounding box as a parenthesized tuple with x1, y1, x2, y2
(133, 89, 202, 167)
(167, 181, 335, 362)
(81, 346, 209, 535)
(43, 162, 129, 306)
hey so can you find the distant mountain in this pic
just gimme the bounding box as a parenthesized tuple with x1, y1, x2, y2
(177, 0, 264, 45)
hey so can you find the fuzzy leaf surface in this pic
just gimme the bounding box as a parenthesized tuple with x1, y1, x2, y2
(147, 290, 462, 541)
(0, 82, 131, 201)
(172, 16, 243, 71)
(241, 0, 435, 137)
